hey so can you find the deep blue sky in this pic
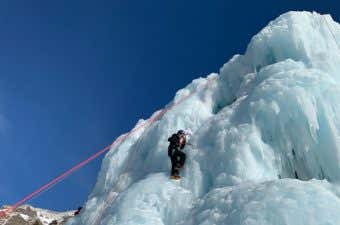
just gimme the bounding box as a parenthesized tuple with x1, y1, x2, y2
(0, 1, 338, 211)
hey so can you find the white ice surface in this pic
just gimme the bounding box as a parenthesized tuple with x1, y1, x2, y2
(67, 11, 340, 225)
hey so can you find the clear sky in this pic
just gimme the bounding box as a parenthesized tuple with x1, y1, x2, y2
(0, 0, 339, 211)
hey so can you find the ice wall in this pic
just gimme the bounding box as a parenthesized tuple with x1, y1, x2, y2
(67, 11, 340, 225)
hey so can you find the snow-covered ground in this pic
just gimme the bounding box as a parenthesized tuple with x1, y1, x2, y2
(66, 11, 340, 225)
(0, 205, 75, 225)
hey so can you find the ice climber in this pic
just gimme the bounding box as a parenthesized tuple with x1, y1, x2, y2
(74, 207, 82, 216)
(168, 130, 187, 179)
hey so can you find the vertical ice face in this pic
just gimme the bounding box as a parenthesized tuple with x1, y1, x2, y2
(67, 11, 340, 225)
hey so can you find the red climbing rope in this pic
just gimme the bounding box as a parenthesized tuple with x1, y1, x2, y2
(0, 76, 217, 217)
